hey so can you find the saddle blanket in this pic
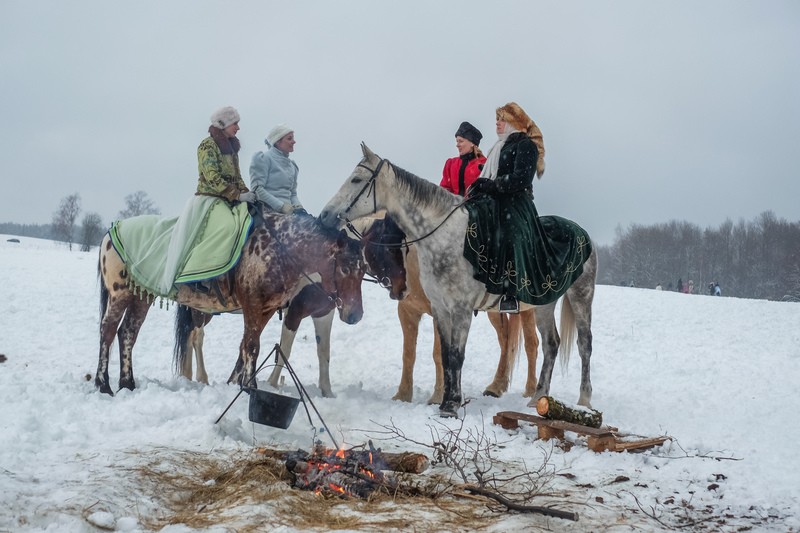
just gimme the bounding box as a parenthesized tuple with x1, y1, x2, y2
(109, 196, 252, 299)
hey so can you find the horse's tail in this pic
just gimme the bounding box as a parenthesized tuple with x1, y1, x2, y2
(558, 296, 576, 373)
(174, 304, 194, 374)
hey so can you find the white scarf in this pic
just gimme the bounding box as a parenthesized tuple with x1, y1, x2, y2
(479, 123, 519, 179)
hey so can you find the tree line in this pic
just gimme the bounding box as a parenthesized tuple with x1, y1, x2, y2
(0, 191, 160, 252)
(595, 211, 800, 302)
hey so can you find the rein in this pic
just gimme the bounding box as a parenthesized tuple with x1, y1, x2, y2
(341, 158, 467, 249)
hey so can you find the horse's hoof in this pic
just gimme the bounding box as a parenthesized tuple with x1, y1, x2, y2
(118, 378, 135, 392)
(96, 382, 114, 396)
(439, 401, 460, 418)
(482, 389, 501, 398)
(392, 391, 413, 402)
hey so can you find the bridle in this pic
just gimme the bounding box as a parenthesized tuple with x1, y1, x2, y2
(339, 156, 467, 249)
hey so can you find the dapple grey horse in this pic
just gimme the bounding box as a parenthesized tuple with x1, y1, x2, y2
(319, 144, 597, 417)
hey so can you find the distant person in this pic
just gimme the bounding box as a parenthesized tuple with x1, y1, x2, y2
(686, 280, 694, 294)
(440, 121, 486, 196)
(655, 283, 663, 290)
(677, 278, 683, 293)
(249, 124, 307, 216)
(714, 282, 721, 296)
(708, 282, 715, 295)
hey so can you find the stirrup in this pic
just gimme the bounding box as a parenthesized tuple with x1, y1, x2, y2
(499, 295, 519, 314)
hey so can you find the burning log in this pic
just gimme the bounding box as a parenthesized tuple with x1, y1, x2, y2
(255, 447, 429, 474)
(285, 446, 394, 499)
(536, 396, 603, 428)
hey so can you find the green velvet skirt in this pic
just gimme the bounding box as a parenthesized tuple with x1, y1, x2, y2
(463, 193, 592, 306)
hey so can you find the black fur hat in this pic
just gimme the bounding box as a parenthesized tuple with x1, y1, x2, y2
(455, 121, 482, 146)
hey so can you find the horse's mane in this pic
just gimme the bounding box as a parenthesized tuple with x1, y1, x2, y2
(389, 163, 460, 216)
(253, 213, 358, 251)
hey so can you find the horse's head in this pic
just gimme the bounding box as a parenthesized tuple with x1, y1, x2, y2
(319, 143, 387, 229)
(362, 215, 408, 300)
(331, 229, 367, 324)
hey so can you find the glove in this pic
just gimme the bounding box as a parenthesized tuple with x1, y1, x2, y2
(467, 178, 496, 197)
(279, 203, 294, 214)
(238, 191, 256, 203)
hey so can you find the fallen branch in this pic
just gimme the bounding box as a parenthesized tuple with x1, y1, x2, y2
(462, 485, 578, 521)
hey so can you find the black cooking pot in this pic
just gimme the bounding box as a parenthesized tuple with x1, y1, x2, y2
(244, 387, 300, 429)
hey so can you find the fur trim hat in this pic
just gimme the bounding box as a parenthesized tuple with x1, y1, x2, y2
(496, 102, 545, 177)
(266, 124, 294, 147)
(455, 121, 482, 146)
(210, 106, 240, 129)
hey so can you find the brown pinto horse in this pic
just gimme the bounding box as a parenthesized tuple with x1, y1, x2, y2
(392, 245, 540, 404)
(95, 213, 367, 395)
(173, 215, 408, 397)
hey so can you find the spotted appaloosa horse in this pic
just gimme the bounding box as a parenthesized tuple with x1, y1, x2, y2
(392, 244, 540, 404)
(96, 213, 367, 395)
(320, 144, 597, 417)
(173, 215, 408, 397)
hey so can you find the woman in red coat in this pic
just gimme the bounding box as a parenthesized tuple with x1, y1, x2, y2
(439, 121, 486, 196)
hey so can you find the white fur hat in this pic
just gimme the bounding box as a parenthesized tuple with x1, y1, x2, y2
(210, 106, 240, 129)
(266, 124, 293, 147)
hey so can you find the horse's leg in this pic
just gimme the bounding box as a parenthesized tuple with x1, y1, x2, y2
(429, 323, 444, 405)
(229, 310, 275, 388)
(115, 297, 151, 391)
(529, 302, 559, 406)
(392, 300, 422, 402)
(192, 325, 209, 384)
(96, 289, 129, 395)
(192, 310, 212, 384)
(483, 313, 522, 397)
(267, 321, 295, 389)
(564, 290, 594, 407)
(312, 310, 335, 398)
(433, 306, 472, 417)
(519, 309, 540, 398)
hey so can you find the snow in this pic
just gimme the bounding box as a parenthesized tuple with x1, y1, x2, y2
(1, 234, 799, 532)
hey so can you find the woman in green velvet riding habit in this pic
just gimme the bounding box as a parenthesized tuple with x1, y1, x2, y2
(464, 102, 590, 311)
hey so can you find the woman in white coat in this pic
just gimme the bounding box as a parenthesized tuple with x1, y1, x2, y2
(249, 124, 308, 215)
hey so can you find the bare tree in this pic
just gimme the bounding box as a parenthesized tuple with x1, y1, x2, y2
(79, 212, 104, 252)
(118, 190, 161, 219)
(52, 193, 82, 251)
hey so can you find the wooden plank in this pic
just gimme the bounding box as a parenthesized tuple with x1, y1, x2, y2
(494, 411, 669, 453)
(495, 411, 615, 437)
(587, 434, 617, 452)
(612, 436, 671, 452)
(492, 413, 520, 430)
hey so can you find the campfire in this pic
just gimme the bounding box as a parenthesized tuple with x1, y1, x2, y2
(285, 444, 390, 499)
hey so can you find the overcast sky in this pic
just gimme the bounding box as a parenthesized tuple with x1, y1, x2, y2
(3, 1, 798, 245)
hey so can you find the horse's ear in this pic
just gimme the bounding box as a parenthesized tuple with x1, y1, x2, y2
(361, 142, 375, 159)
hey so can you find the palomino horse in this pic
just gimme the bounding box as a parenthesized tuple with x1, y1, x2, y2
(392, 244, 540, 404)
(173, 215, 408, 397)
(96, 213, 367, 395)
(320, 144, 597, 417)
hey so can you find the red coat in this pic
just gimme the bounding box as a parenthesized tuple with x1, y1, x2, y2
(440, 154, 486, 196)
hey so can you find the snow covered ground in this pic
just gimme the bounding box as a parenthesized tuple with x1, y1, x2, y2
(1, 234, 799, 532)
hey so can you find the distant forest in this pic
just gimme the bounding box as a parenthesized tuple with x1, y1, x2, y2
(595, 210, 800, 302)
(3, 210, 799, 302)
